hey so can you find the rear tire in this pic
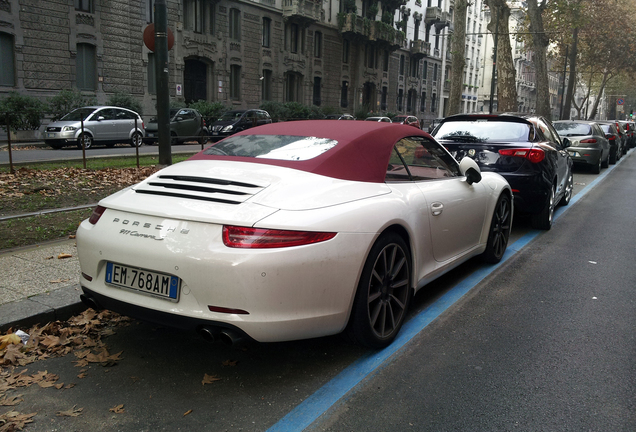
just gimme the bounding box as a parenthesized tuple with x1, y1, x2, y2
(347, 233, 412, 349)
(198, 131, 208, 145)
(531, 186, 555, 230)
(130, 131, 143, 147)
(601, 153, 609, 168)
(591, 156, 601, 174)
(482, 193, 512, 264)
(558, 170, 573, 206)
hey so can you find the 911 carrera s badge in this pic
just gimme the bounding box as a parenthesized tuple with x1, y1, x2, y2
(468, 149, 476, 157)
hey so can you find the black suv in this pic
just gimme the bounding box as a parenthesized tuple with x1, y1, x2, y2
(209, 109, 272, 140)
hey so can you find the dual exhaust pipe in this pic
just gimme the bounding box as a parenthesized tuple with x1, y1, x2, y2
(80, 293, 245, 347)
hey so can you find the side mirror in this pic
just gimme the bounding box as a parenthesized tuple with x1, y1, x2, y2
(97, 116, 105, 121)
(459, 157, 482, 185)
(562, 137, 571, 148)
(175, 116, 183, 122)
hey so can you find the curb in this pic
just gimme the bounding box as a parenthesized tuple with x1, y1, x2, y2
(0, 284, 86, 332)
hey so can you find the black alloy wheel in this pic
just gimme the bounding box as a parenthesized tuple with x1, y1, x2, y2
(531, 185, 555, 230)
(348, 233, 412, 349)
(591, 155, 602, 174)
(482, 193, 512, 263)
(559, 171, 574, 206)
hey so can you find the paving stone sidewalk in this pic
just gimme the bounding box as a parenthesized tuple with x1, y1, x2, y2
(0, 238, 86, 331)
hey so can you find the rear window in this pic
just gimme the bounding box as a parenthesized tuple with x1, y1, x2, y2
(599, 124, 612, 133)
(553, 122, 592, 136)
(202, 135, 338, 161)
(434, 120, 533, 142)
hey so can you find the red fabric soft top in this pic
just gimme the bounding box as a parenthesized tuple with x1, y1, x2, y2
(189, 121, 434, 183)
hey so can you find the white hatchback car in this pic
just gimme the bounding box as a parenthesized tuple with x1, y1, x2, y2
(44, 106, 145, 149)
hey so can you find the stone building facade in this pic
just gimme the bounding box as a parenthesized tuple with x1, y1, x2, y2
(0, 0, 455, 127)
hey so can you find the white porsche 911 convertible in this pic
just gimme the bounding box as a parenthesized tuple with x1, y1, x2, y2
(77, 121, 512, 348)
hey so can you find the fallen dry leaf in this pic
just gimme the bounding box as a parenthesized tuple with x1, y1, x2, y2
(0, 334, 22, 350)
(0, 394, 23, 406)
(0, 410, 37, 429)
(109, 404, 125, 414)
(49, 278, 70, 284)
(183, 409, 193, 416)
(202, 374, 222, 385)
(57, 253, 73, 259)
(57, 405, 83, 417)
(222, 359, 238, 367)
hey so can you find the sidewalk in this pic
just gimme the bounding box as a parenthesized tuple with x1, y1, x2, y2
(0, 238, 86, 332)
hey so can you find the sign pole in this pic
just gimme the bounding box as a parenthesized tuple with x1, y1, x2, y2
(154, 0, 171, 166)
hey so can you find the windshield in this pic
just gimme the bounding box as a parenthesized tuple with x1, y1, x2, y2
(218, 111, 245, 121)
(202, 135, 338, 161)
(434, 120, 533, 142)
(60, 108, 96, 122)
(553, 122, 592, 136)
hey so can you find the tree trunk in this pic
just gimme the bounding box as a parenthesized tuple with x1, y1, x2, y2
(484, 0, 517, 113)
(563, 27, 578, 120)
(526, 0, 550, 119)
(588, 71, 610, 120)
(448, 0, 468, 115)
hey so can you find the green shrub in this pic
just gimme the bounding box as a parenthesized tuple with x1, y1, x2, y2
(355, 104, 371, 120)
(188, 100, 227, 123)
(0, 92, 47, 131)
(106, 92, 143, 115)
(284, 102, 310, 120)
(260, 101, 289, 122)
(47, 89, 96, 121)
(309, 105, 325, 119)
(320, 106, 340, 116)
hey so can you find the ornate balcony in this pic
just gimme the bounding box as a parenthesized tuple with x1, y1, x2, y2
(424, 6, 442, 25)
(435, 11, 451, 30)
(338, 13, 405, 49)
(410, 39, 430, 59)
(283, 0, 322, 24)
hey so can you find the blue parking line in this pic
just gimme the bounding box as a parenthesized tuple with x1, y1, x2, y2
(266, 149, 630, 432)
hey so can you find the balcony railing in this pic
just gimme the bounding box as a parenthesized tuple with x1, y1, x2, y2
(283, 0, 322, 23)
(338, 13, 405, 49)
(410, 39, 430, 58)
(435, 11, 451, 30)
(424, 7, 442, 25)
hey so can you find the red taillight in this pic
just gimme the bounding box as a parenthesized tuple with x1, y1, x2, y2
(88, 205, 106, 225)
(208, 305, 249, 315)
(579, 138, 597, 143)
(222, 226, 336, 249)
(607, 135, 616, 141)
(498, 148, 545, 163)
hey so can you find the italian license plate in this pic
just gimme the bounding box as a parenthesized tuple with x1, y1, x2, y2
(147, 133, 155, 137)
(47, 133, 55, 138)
(105, 262, 180, 301)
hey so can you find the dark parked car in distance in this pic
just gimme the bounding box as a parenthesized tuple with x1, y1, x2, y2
(391, 115, 421, 129)
(432, 113, 573, 230)
(45, 106, 144, 149)
(209, 109, 272, 140)
(144, 108, 208, 145)
(553, 120, 611, 173)
(596, 121, 624, 164)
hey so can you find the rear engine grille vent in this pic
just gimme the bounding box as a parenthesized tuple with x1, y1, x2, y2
(134, 175, 266, 204)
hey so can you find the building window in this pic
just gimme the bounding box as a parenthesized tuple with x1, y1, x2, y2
(383, 50, 389, 72)
(414, 20, 420, 41)
(76, 43, 96, 91)
(285, 23, 302, 53)
(229, 8, 241, 41)
(262, 18, 271, 48)
(397, 88, 403, 111)
(410, 58, 418, 77)
(381, 86, 388, 111)
(342, 39, 350, 64)
(340, 81, 348, 108)
(313, 77, 321, 106)
(431, 93, 437, 112)
(423, 60, 428, 79)
(147, 53, 156, 94)
(365, 45, 376, 69)
(399, 55, 405, 76)
(420, 91, 426, 112)
(433, 64, 438, 82)
(407, 90, 414, 112)
(146, 0, 155, 23)
(230, 64, 241, 100)
(262, 69, 272, 101)
(285, 72, 302, 102)
(314, 31, 322, 58)
(0, 32, 15, 87)
(184, 0, 204, 33)
(210, 4, 216, 35)
(75, 0, 93, 13)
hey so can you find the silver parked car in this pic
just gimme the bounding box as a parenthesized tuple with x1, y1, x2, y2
(364, 116, 392, 122)
(553, 120, 610, 174)
(45, 106, 145, 149)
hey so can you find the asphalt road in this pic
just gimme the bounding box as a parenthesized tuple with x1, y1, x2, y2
(1, 148, 634, 431)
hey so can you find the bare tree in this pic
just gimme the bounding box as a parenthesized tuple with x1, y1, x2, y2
(526, 0, 550, 119)
(484, 0, 517, 112)
(448, 0, 469, 115)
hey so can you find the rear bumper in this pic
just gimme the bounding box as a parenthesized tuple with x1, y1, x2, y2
(501, 173, 550, 215)
(567, 147, 601, 166)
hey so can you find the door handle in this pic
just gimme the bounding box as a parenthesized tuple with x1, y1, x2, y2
(431, 202, 444, 216)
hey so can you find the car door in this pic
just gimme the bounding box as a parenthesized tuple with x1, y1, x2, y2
(174, 109, 196, 139)
(89, 108, 117, 142)
(538, 117, 570, 199)
(391, 136, 489, 264)
(112, 108, 134, 143)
